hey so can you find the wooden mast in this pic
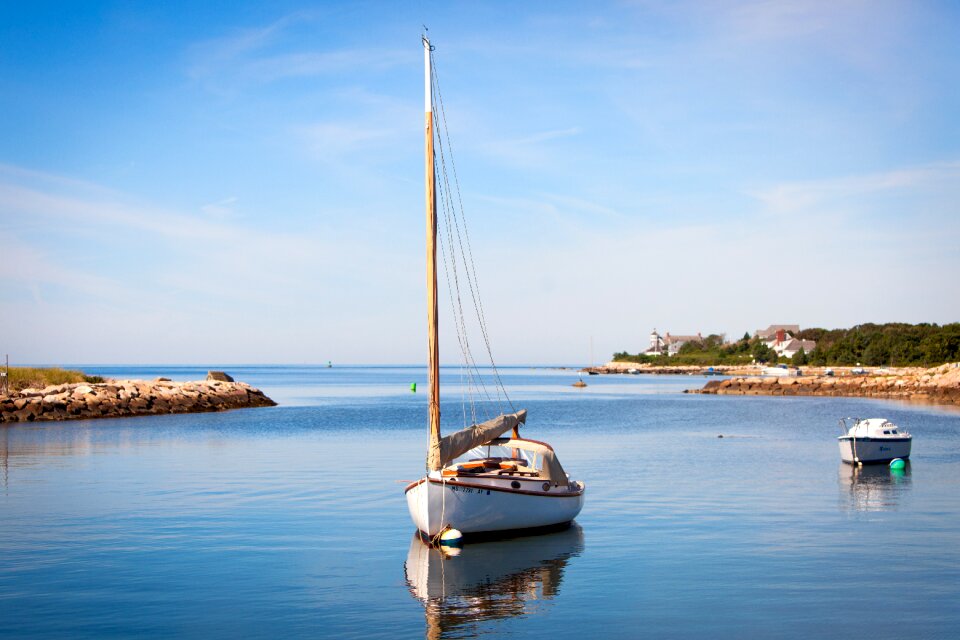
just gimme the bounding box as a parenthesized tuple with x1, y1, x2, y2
(424, 35, 442, 471)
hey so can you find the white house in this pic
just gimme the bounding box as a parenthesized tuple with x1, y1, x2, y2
(760, 326, 816, 359)
(755, 324, 800, 340)
(644, 329, 704, 357)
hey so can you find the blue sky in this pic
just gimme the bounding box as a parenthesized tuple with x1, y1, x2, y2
(1, 0, 959, 365)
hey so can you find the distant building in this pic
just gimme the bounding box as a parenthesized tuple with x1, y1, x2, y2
(644, 329, 704, 357)
(755, 324, 800, 340)
(759, 327, 816, 359)
(645, 329, 665, 356)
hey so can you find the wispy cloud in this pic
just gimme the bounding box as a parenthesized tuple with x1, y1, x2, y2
(0, 241, 127, 302)
(514, 127, 581, 145)
(185, 11, 317, 79)
(200, 196, 239, 219)
(720, 0, 839, 41)
(289, 87, 419, 169)
(479, 127, 581, 169)
(750, 161, 960, 214)
(186, 11, 408, 92)
(298, 122, 400, 161)
(542, 192, 626, 222)
(0, 164, 383, 305)
(0, 162, 430, 363)
(242, 49, 408, 83)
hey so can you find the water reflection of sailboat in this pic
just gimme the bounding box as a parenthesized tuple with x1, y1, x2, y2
(838, 462, 912, 512)
(404, 524, 584, 639)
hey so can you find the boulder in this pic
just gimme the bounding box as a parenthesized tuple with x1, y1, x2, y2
(42, 392, 70, 405)
(207, 371, 235, 382)
(12, 407, 37, 421)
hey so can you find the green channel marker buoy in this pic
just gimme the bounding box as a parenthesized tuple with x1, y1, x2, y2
(410, 382, 417, 392)
(889, 458, 906, 470)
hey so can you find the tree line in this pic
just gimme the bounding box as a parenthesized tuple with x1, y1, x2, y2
(613, 323, 960, 367)
(797, 323, 960, 366)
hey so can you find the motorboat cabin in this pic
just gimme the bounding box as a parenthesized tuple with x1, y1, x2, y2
(838, 418, 912, 464)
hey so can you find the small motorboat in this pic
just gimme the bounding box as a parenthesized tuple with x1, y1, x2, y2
(762, 365, 799, 377)
(838, 418, 912, 464)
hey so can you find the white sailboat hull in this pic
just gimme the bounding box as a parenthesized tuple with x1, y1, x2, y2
(405, 476, 585, 537)
(839, 438, 911, 464)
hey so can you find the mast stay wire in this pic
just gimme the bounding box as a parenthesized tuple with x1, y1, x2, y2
(430, 51, 516, 418)
(433, 77, 496, 423)
(432, 54, 508, 421)
(434, 68, 510, 413)
(436, 163, 485, 424)
(431, 55, 492, 424)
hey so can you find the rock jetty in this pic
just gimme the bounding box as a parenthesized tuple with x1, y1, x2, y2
(0, 376, 276, 423)
(686, 363, 960, 406)
(587, 362, 755, 375)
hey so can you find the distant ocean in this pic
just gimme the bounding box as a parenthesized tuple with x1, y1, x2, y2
(2, 366, 959, 639)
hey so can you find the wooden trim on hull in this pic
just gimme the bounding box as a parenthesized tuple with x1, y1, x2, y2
(405, 476, 585, 498)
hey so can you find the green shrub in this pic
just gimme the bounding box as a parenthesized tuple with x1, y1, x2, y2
(5, 367, 89, 392)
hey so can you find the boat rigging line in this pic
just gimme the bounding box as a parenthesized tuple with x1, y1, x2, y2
(429, 46, 516, 426)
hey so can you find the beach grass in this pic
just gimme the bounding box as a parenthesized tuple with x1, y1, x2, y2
(3, 367, 104, 393)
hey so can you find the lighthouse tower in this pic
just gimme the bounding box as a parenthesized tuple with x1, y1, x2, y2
(649, 329, 664, 354)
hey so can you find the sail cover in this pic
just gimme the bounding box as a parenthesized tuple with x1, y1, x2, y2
(430, 409, 527, 470)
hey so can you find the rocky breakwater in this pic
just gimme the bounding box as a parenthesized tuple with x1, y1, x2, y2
(589, 362, 754, 375)
(0, 373, 276, 423)
(686, 363, 960, 406)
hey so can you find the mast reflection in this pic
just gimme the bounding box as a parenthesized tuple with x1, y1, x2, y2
(838, 462, 912, 512)
(404, 524, 584, 639)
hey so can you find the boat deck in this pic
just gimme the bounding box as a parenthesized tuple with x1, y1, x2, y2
(442, 457, 542, 479)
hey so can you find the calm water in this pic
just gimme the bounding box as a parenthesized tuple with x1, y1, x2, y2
(2, 366, 959, 639)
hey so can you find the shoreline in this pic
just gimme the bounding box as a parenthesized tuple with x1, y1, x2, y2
(0, 377, 276, 423)
(684, 362, 960, 406)
(584, 362, 757, 375)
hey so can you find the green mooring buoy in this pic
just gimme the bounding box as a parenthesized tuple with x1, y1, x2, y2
(889, 458, 906, 470)
(410, 382, 417, 392)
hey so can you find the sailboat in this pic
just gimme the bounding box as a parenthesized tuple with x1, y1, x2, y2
(405, 35, 585, 539)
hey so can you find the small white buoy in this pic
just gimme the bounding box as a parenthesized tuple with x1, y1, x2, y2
(439, 527, 463, 547)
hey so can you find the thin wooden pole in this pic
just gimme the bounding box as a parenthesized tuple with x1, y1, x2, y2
(424, 36, 441, 471)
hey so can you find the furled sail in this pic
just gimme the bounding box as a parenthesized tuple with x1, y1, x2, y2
(429, 409, 527, 470)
